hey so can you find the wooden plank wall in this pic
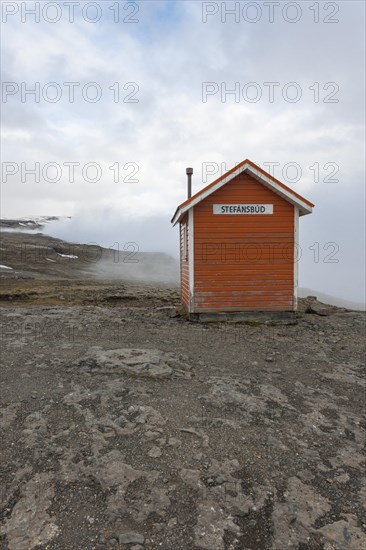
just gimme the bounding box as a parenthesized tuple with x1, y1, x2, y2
(193, 173, 295, 312)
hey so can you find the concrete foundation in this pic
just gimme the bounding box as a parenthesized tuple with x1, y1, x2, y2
(188, 311, 297, 324)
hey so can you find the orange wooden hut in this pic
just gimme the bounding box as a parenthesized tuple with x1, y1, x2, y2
(171, 159, 314, 320)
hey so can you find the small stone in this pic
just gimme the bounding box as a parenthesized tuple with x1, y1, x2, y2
(248, 519, 257, 527)
(148, 446, 162, 458)
(115, 415, 128, 426)
(192, 453, 203, 461)
(216, 474, 226, 484)
(118, 532, 145, 545)
(145, 430, 158, 440)
(231, 506, 249, 517)
(167, 437, 181, 447)
(167, 517, 178, 528)
(225, 522, 240, 534)
(334, 473, 350, 483)
(86, 515, 95, 524)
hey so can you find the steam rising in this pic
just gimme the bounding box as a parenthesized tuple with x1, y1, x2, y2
(45, 213, 180, 286)
(90, 252, 179, 286)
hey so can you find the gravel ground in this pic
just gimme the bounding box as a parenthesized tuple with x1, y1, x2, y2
(0, 232, 365, 549)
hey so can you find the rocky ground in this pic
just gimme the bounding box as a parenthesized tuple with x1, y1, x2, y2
(0, 231, 365, 549)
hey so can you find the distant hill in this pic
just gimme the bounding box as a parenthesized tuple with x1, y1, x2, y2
(299, 288, 365, 311)
(0, 230, 179, 286)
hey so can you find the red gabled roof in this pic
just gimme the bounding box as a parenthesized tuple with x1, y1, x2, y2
(171, 158, 314, 225)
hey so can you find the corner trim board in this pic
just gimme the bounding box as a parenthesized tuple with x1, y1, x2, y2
(294, 206, 299, 310)
(188, 208, 194, 313)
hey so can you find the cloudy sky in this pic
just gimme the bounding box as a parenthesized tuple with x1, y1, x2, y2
(1, 0, 365, 303)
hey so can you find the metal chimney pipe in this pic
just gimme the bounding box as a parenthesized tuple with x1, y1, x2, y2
(186, 167, 193, 199)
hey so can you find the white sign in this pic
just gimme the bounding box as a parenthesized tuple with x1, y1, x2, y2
(213, 204, 274, 214)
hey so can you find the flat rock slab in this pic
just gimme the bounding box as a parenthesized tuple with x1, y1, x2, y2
(119, 532, 145, 545)
(305, 303, 331, 316)
(79, 347, 192, 379)
(1, 473, 58, 550)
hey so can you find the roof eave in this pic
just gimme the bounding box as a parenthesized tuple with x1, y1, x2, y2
(171, 161, 314, 225)
(171, 207, 180, 226)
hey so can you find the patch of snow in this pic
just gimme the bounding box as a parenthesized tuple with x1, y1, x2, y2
(0, 264, 13, 270)
(46, 259, 56, 263)
(57, 253, 78, 259)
